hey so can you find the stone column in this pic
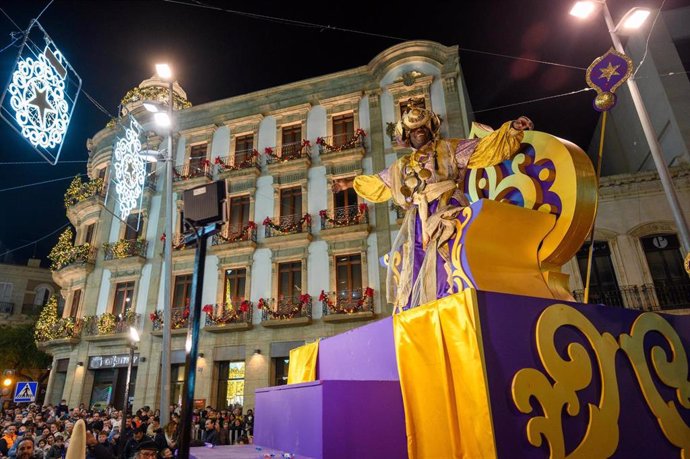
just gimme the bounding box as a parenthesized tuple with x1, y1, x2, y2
(442, 73, 468, 138)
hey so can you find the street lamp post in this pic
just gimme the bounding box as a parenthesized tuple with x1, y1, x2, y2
(119, 326, 140, 455)
(571, 1, 690, 255)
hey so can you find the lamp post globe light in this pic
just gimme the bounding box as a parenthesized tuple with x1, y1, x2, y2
(570, 1, 690, 261)
(144, 62, 175, 427)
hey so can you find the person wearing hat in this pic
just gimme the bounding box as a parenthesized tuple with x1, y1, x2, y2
(354, 101, 533, 309)
(133, 439, 158, 459)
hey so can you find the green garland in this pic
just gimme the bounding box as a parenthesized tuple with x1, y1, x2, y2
(98, 313, 116, 334)
(34, 295, 81, 342)
(64, 176, 104, 208)
(48, 228, 92, 271)
(103, 238, 146, 259)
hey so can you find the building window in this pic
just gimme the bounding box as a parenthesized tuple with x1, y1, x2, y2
(173, 274, 193, 309)
(123, 214, 142, 241)
(216, 361, 245, 409)
(189, 143, 208, 170)
(641, 234, 690, 309)
(334, 179, 358, 221)
(279, 187, 302, 219)
(278, 261, 302, 302)
(235, 134, 254, 163)
(223, 268, 246, 305)
(69, 289, 82, 318)
(576, 241, 622, 306)
(399, 97, 425, 118)
(0, 282, 13, 303)
(97, 167, 107, 182)
(112, 281, 135, 315)
(171, 364, 184, 407)
(272, 358, 289, 386)
(228, 195, 250, 230)
(84, 223, 96, 245)
(34, 286, 51, 307)
(336, 254, 362, 300)
(332, 113, 354, 147)
(281, 125, 301, 158)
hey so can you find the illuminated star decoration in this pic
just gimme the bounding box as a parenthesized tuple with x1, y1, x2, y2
(113, 118, 146, 220)
(599, 62, 621, 83)
(7, 47, 70, 149)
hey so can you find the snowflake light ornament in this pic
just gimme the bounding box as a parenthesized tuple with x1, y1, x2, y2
(0, 21, 81, 165)
(113, 118, 146, 220)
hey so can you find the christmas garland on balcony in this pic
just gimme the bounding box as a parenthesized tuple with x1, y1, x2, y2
(215, 151, 259, 171)
(173, 159, 211, 181)
(263, 214, 311, 234)
(319, 203, 368, 227)
(320, 287, 374, 314)
(215, 222, 257, 243)
(48, 228, 92, 271)
(64, 176, 104, 208)
(34, 295, 81, 342)
(103, 238, 146, 259)
(202, 301, 250, 325)
(258, 294, 311, 320)
(316, 129, 366, 153)
(264, 140, 311, 163)
(150, 307, 190, 330)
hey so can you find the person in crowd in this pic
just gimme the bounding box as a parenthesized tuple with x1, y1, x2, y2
(162, 422, 177, 452)
(244, 409, 254, 438)
(133, 439, 158, 459)
(44, 434, 65, 459)
(0, 425, 18, 455)
(123, 426, 150, 459)
(200, 420, 218, 446)
(15, 438, 40, 459)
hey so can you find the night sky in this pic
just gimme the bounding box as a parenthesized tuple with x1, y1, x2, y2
(1, 0, 689, 265)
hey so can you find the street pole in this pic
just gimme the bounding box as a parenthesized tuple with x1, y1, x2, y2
(602, 3, 690, 253)
(160, 80, 174, 427)
(119, 343, 135, 458)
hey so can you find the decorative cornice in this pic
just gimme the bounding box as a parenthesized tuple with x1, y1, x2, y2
(598, 166, 690, 200)
(319, 92, 363, 114)
(268, 103, 312, 123)
(386, 74, 434, 99)
(223, 114, 264, 131)
(217, 254, 254, 267)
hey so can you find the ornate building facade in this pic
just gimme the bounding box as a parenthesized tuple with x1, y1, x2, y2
(38, 40, 689, 412)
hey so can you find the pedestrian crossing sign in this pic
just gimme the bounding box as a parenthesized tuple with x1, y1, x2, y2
(14, 381, 38, 403)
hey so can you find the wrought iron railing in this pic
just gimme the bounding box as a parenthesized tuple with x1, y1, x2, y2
(36, 317, 83, 342)
(316, 132, 365, 154)
(261, 297, 312, 321)
(83, 312, 140, 337)
(391, 203, 406, 220)
(52, 245, 97, 271)
(264, 214, 311, 238)
(216, 150, 261, 172)
(320, 204, 368, 230)
(212, 223, 257, 246)
(103, 239, 148, 260)
(204, 300, 253, 326)
(265, 142, 311, 165)
(573, 282, 690, 310)
(151, 306, 189, 330)
(172, 162, 212, 182)
(0, 301, 14, 314)
(64, 178, 105, 208)
(321, 288, 374, 316)
(172, 232, 196, 250)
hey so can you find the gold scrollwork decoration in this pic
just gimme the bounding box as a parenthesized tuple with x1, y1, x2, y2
(383, 251, 403, 288)
(467, 152, 541, 209)
(449, 206, 474, 292)
(619, 312, 690, 457)
(511, 304, 621, 458)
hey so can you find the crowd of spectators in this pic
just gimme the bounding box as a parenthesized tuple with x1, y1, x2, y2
(0, 401, 255, 458)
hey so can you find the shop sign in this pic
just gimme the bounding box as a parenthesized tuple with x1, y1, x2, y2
(88, 354, 140, 370)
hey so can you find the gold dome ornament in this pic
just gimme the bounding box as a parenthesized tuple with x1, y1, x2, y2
(594, 92, 617, 111)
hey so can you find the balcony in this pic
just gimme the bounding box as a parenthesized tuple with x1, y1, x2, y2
(0, 301, 14, 314)
(319, 204, 370, 242)
(103, 239, 148, 270)
(50, 244, 97, 287)
(36, 317, 83, 351)
(64, 177, 105, 226)
(215, 150, 261, 179)
(172, 161, 212, 192)
(83, 311, 141, 344)
(321, 288, 376, 323)
(262, 214, 312, 249)
(260, 296, 312, 328)
(572, 282, 690, 311)
(151, 306, 189, 336)
(210, 222, 257, 257)
(203, 300, 253, 332)
(317, 130, 366, 167)
(265, 142, 311, 175)
(392, 203, 406, 224)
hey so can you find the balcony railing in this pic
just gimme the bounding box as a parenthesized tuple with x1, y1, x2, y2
(35, 317, 83, 343)
(260, 296, 312, 321)
(151, 306, 189, 331)
(212, 223, 257, 246)
(103, 239, 148, 260)
(391, 203, 406, 220)
(321, 288, 374, 316)
(172, 232, 196, 251)
(83, 311, 140, 337)
(264, 142, 311, 165)
(204, 300, 253, 327)
(264, 213, 311, 238)
(172, 161, 212, 182)
(573, 282, 690, 311)
(320, 204, 368, 230)
(0, 301, 14, 314)
(51, 245, 97, 271)
(64, 177, 105, 208)
(316, 130, 366, 154)
(215, 150, 261, 172)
